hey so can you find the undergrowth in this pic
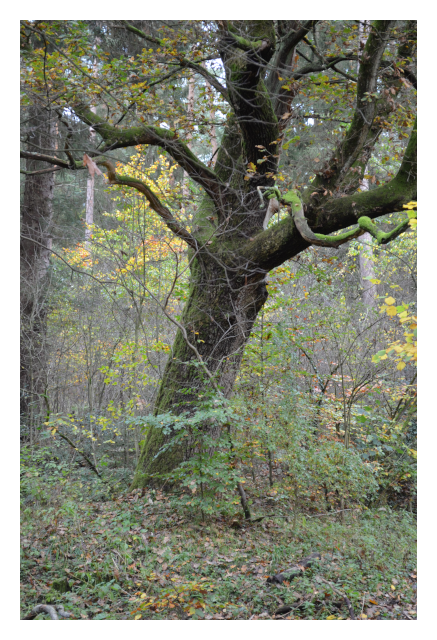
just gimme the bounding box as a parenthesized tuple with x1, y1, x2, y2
(20, 446, 416, 620)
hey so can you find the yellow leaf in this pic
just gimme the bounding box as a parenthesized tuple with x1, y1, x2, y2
(326, 615, 336, 620)
(403, 201, 417, 209)
(397, 362, 406, 370)
(370, 278, 381, 284)
(385, 296, 396, 305)
(135, 614, 142, 620)
(391, 585, 396, 591)
(386, 306, 397, 316)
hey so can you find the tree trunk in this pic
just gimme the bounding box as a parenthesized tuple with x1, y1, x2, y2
(182, 75, 195, 197)
(358, 231, 377, 307)
(356, 21, 377, 308)
(85, 169, 94, 244)
(130, 252, 268, 486)
(85, 51, 98, 246)
(20, 105, 56, 430)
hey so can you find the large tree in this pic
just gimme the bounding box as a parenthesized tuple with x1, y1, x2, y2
(20, 20, 417, 486)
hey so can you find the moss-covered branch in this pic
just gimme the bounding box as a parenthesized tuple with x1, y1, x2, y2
(310, 21, 394, 192)
(358, 214, 415, 244)
(220, 20, 276, 53)
(247, 117, 416, 270)
(73, 105, 223, 203)
(220, 21, 279, 173)
(282, 189, 365, 248)
(270, 21, 317, 76)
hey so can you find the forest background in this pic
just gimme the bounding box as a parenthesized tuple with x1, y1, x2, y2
(17, 17, 426, 622)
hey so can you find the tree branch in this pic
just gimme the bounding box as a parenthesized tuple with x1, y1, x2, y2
(24, 604, 71, 620)
(73, 105, 223, 203)
(245, 117, 416, 271)
(282, 189, 365, 248)
(358, 213, 415, 244)
(122, 21, 229, 102)
(267, 20, 317, 95)
(310, 21, 395, 192)
(99, 160, 198, 249)
(219, 21, 279, 173)
(20, 150, 75, 169)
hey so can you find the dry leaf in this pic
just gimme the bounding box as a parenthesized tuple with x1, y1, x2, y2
(83, 154, 103, 178)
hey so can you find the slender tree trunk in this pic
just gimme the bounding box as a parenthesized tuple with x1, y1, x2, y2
(202, 64, 218, 165)
(357, 21, 377, 308)
(20, 105, 56, 429)
(182, 75, 195, 197)
(85, 46, 98, 246)
(358, 169, 377, 308)
(85, 163, 95, 244)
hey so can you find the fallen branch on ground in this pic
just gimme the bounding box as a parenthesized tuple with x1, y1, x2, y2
(267, 552, 321, 584)
(24, 604, 71, 620)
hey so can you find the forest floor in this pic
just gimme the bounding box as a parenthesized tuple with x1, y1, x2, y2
(20, 449, 417, 621)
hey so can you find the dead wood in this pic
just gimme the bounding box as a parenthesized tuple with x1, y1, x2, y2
(267, 552, 321, 584)
(24, 604, 71, 620)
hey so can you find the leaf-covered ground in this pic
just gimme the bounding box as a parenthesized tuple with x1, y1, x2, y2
(20, 460, 416, 621)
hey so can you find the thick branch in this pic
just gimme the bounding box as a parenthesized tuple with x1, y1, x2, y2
(99, 160, 198, 249)
(311, 21, 394, 191)
(73, 105, 223, 202)
(246, 117, 416, 271)
(282, 190, 365, 248)
(219, 21, 279, 173)
(267, 20, 317, 95)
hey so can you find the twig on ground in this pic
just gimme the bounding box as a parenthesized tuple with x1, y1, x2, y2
(314, 575, 356, 620)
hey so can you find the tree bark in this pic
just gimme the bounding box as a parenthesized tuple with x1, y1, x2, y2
(20, 105, 56, 431)
(130, 251, 269, 485)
